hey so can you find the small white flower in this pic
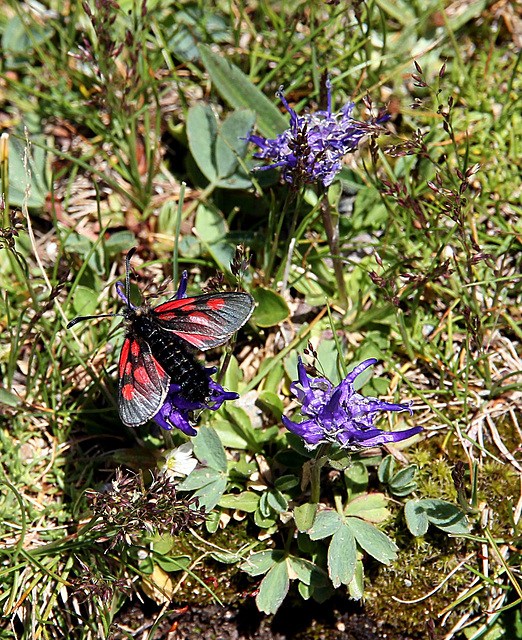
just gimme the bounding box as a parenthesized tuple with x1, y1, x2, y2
(161, 442, 197, 479)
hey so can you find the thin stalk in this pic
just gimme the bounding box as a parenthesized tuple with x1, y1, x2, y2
(319, 192, 347, 310)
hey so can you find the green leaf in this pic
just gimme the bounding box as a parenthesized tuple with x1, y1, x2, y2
(345, 517, 398, 565)
(198, 44, 288, 138)
(308, 509, 343, 540)
(0, 387, 20, 408)
(223, 404, 262, 453)
(344, 493, 391, 523)
(316, 339, 342, 385)
(241, 549, 284, 576)
(215, 109, 255, 188)
(193, 425, 227, 472)
(287, 556, 323, 586)
(293, 503, 317, 532)
(348, 560, 365, 600)
(256, 390, 283, 421)
(212, 419, 250, 450)
(404, 499, 429, 536)
(176, 467, 222, 491)
(328, 524, 357, 588)
(205, 509, 221, 533)
(274, 474, 299, 492)
(8, 134, 49, 208)
(254, 509, 278, 529)
(344, 462, 369, 495)
(267, 489, 288, 513)
(104, 231, 136, 257)
(155, 555, 191, 572)
(378, 455, 396, 484)
(72, 285, 99, 316)
(187, 103, 218, 182)
(3, 15, 53, 56)
(192, 476, 227, 511)
(420, 499, 470, 534)
(194, 203, 236, 272)
(256, 561, 290, 614)
(218, 491, 260, 513)
(389, 465, 418, 497)
(251, 287, 290, 327)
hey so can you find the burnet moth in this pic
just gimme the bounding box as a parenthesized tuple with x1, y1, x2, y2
(67, 248, 255, 427)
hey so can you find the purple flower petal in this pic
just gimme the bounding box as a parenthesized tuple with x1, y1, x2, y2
(283, 356, 420, 451)
(247, 85, 386, 187)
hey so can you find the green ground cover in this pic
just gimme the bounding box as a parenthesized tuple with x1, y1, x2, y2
(1, 0, 521, 637)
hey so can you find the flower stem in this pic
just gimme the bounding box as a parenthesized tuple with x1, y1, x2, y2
(320, 192, 347, 310)
(310, 443, 331, 503)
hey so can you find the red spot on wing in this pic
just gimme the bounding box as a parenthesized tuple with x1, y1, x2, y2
(134, 366, 151, 385)
(131, 340, 140, 357)
(207, 297, 225, 310)
(125, 362, 133, 375)
(122, 384, 135, 400)
(152, 357, 167, 378)
(171, 332, 208, 348)
(120, 338, 130, 377)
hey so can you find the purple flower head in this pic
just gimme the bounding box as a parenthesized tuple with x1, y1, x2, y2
(152, 368, 239, 436)
(248, 81, 389, 188)
(283, 357, 421, 451)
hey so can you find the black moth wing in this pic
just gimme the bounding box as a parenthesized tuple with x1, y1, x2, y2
(118, 333, 171, 427)
(152, 292, 255, 351)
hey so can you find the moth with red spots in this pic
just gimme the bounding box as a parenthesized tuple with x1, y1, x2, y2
(67, 249, 255, 428)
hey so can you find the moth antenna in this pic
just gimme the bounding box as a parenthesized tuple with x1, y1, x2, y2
(125, 247, 137, 304)
(66, 313, 122, 330)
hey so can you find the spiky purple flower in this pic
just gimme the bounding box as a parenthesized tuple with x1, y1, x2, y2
(248, 81, 388, 187)
(283, 357, 421, 450)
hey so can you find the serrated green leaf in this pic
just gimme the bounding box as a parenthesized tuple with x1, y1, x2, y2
(345, 517, 398, 565)
(308, 509, 343, 540)
(256, 561, 290, 614)
(241, 549, 284, 576)
(193, 425, 227, 472)
(404, 499, 429, 536)
(328, 524, 357, 588)
(198, 44, 287, 138)
(344, 493, 391, 523)
(218, 491, 260, 512)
